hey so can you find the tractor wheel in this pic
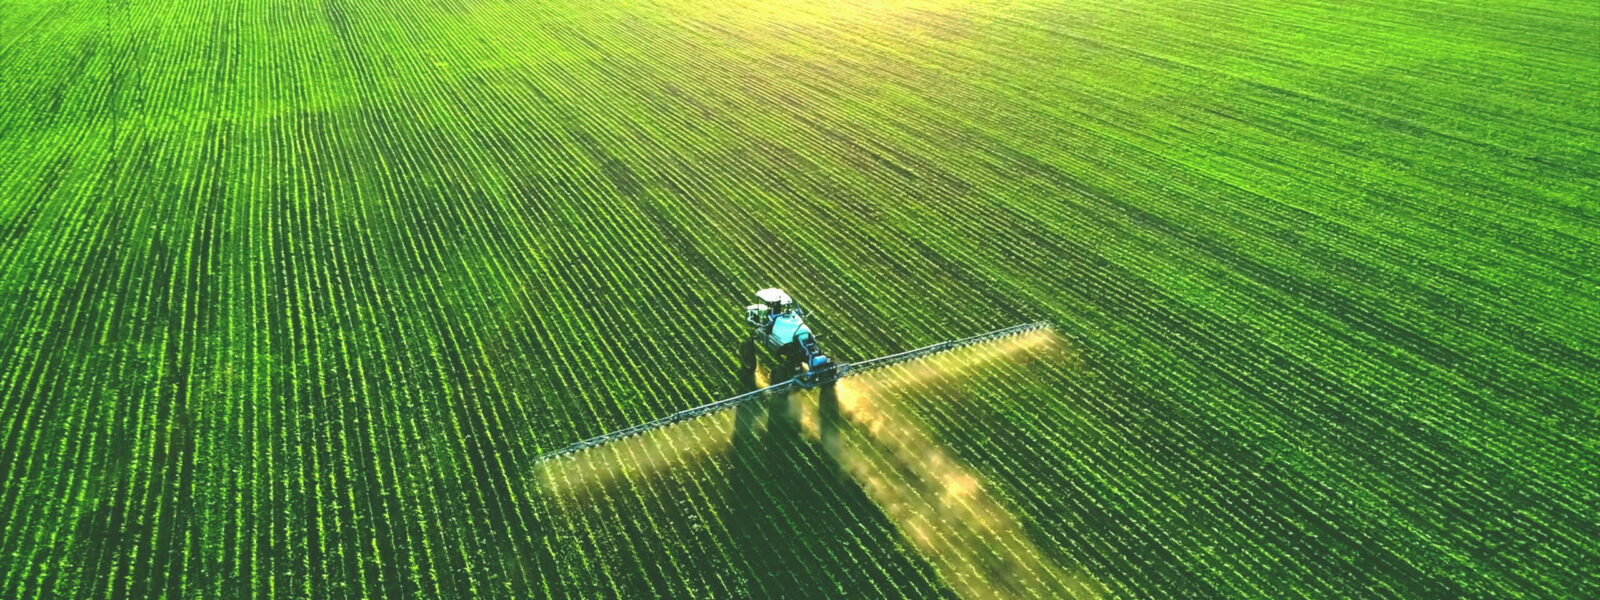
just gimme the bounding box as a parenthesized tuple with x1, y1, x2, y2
(738, 337, 758, 391)
(771, 357, 797, 386)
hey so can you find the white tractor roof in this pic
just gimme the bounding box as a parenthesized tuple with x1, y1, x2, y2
(756, 288, 792, 305)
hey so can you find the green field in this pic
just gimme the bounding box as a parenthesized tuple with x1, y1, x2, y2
(2, 0, 1597, 597)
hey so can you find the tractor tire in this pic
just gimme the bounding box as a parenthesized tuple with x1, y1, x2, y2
(738, 337, 758, 392)
(770, 359, 797, 387)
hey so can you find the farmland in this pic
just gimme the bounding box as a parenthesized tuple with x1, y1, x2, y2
(2, 0, 1597, 597)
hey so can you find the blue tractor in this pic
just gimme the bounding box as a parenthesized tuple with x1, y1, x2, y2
(742, 288, 837, 388)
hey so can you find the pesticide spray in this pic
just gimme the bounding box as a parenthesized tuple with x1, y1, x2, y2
(530, 324, 1105, 599)
(790, 327, 1100, 599)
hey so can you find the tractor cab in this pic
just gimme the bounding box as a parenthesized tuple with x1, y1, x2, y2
(744, 287, 793, 330)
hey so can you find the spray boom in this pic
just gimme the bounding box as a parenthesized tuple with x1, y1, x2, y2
(535, 321, 1052, 463)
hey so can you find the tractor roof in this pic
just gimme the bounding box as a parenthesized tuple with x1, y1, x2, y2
(756, 288, 792, 305)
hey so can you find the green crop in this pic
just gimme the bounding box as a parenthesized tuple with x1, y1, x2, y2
(1, 0, 1595, 597)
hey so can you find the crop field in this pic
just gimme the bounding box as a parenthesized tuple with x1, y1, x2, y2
(2, 0, 1597, 597)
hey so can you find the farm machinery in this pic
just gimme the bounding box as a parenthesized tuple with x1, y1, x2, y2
(741, 287, 838, 389)
(534, 288, 1048, 461)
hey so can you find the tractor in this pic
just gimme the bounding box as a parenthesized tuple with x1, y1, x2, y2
(741, 288, 837, 388)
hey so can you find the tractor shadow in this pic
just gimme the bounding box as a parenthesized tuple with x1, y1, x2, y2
(723, 352, 917, 598)
(723, 329, 1103, 599)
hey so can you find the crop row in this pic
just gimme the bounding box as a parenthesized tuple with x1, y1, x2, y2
(2, 0, 1595, 597)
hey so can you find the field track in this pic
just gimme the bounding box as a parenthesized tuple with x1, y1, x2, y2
(1, 0, 1597, 597)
